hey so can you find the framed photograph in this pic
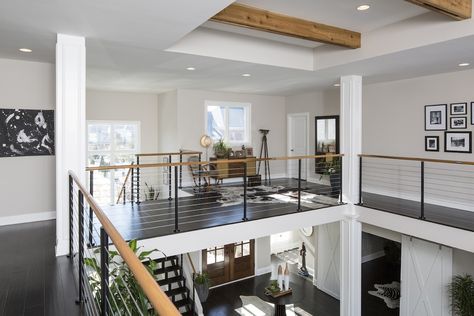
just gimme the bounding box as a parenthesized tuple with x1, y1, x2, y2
(445, 131, 472, 153)
(246, 147, 253, 156)
(425, 104, 447, 131)
(471, 102, 474, 125)
(234, 150, 244, 158)
(450, 117, 467, 129)
(425, 136, 439, 152)
(450, 102, 467, 115)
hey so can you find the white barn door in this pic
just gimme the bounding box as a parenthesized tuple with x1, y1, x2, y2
(316, 222, 341, 299)
(400, 236, 452, 316)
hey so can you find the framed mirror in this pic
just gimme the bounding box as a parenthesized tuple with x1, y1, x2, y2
(315, 115, 340, 173)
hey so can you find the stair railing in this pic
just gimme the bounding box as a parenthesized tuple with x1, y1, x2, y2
(68, 170, 180, 316)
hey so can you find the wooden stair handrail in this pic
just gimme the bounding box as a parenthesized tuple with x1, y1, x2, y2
(68, 171, 181, 316)
(359, 154, 474, 166)
(116, 164, 133, 204)
(186, 253, 197, 275)
(86, 154, 344, 171)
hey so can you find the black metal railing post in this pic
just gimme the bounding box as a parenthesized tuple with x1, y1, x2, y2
(168, 155, 172, 201)
(131, 167, 135, 205)
(192, 272, 196, 315)
(339, 157, 343, 204)
(359, 156, 363, 205)
(243, 162, 248, 221)
(297, 159, 302, 212)
(174, 166, 180, 233)
(77, 190, 84, 305)
(89, 171, 94, 246)
(420, 161, 425, 220)
(68, 175, 73, 259)
(179, 151, 183, 189)
(123, 187, 126, 205)
(100, 227, 109, 316)
(136, 156, 140, 204)
(198, 153, 202, 188)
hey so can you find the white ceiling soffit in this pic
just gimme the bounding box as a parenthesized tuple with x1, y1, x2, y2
(0, 0, 235, 63)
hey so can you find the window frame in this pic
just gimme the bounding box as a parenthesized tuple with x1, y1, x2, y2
(204, 100, 251, 146)
(86, 120, 141, 205)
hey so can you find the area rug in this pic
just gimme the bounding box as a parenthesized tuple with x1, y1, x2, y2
(368, 281, 400, 309)
(236, 296, 313, 316)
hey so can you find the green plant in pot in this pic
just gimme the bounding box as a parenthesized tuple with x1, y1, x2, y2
(213, 139, 228, 159)
(449, 274, 474, 316)
(145, 182, 159, 201)
(319, 158, 341, 198)
(84, 239, 160, 315)
(194, 272, 210, 303)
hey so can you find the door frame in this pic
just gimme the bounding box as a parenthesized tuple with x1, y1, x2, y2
(287, 112, 310, 180)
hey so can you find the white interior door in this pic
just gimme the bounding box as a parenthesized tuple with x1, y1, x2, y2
(287, 113, 308, 179)
(400, 236, 452, 316)
(316, 222, 341, 299)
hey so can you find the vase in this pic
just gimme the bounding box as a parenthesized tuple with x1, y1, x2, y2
(195, 282, 209, 303)
(277, 265, 283, 291)
(284, 263, 290, 290)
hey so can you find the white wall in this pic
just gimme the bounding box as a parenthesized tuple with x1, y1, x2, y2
(0, 59, 56, 224)
(86, 89, 159, 153)
(157, 90, 178, 153)
(286, 89, 340, 178)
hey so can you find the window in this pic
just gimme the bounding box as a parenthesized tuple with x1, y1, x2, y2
(206, 246, 225, 265)
(206, 101, 251, 145)
(87, 121, 140, 205)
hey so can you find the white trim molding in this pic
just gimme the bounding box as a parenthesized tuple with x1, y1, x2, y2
(0, 211, 56, 227)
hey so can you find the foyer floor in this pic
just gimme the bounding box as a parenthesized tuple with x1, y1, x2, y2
(0, 220, 80, 316)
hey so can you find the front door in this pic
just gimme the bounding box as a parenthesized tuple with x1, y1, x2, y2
(203, 240, 255, 287)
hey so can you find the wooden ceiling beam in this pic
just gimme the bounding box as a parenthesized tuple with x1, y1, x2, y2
(210, 4, 361, 49)
(405, 0, 472, 20)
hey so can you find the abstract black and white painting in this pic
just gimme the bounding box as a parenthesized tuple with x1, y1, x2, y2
(0, 109, 55, 157)
(425, 104, 447, 131)
(445, 131, 472, 153)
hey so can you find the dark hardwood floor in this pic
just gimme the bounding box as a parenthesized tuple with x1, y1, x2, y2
(203, 272, 340, 316)
(99, 178, 340, 241)
(362, 192, 474, 231)
(362, 257, 400, 316)
(0, 220, 80, 316)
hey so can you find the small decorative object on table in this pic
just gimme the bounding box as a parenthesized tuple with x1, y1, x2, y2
(264, 279, 293, 298)
(277, 265, 283, 291)
(283, 263, 290, 290)
(213, 139, 229, 158)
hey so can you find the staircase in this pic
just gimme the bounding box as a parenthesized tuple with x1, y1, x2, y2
(153, 255, 195, 315)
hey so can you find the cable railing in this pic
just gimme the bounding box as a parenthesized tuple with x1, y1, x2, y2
(359, 154, 474, 231)
(85, 154, 344, 239)
(68, 171, 181, 316)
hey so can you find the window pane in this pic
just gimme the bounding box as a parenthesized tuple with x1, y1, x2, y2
(207, 250, 216, 265)
(114, 124, 137, 150)
(88, 124, 111, 151)
(243, 243, 250, 256)
(216, 248, 225, 263)
(207, 106, 225, 141)
(235, 245, 242, 258)
(228, 107, 246, 143)
(88, 154, 112, 205)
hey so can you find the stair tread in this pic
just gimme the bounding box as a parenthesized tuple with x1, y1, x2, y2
(165, 286, 188, 297)
(157, 275, 184, 286)
(174, 297, 191, 308)
(153, 255, 178, 264)
(154, 265, 180, 275)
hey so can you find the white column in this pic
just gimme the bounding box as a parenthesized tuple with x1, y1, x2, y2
(340, 75, 362, 206)
(55, 34, 86, 256)
(340, 214, 362, 316)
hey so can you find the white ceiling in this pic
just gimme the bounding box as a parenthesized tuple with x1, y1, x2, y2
(1, 0, 471, 97)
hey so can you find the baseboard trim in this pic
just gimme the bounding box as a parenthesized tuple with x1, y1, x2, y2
(0, 211, 56, 227)
(362, 250, 386, 263)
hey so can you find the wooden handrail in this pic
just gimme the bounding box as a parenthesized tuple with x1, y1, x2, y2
(69, 171, 181, 316)
(186, 253, 197, 275)
(136, 150, 202, 157)
(359, 154, 474, 166)
(116, 165, 133, 204)
(86, 154, 344, 172)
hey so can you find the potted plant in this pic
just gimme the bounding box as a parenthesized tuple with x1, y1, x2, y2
(194, 272, 210, 303)
(449, 274, 474, 316)
(319, 158, 341, 198)
(145, 182, 159, 201)
(213, 139, 228, 158)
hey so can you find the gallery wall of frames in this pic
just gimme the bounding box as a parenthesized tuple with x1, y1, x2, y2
(424, 102, 473, 153)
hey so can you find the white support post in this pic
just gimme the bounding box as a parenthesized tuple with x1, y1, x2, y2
(340, 75, 362, 207)
(340, 215, 362, 316)
(339, 75, 363, 315)
(55, 34, 86, 256)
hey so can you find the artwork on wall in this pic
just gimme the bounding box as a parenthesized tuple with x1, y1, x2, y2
(450, 102, 467, 115)
(445, 131, 472, 153)
(425, 104, 447, 131)
(0, 109, 55, 158)
(450, 117, 467, 129)
(471, 102, 474, 125)
(425, 136, 439, 152)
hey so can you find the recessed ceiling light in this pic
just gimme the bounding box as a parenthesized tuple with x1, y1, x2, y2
(19, 48, 32, 53)
(242, 73, 251, 77)
(458, 62, 470, 67)
(334, 83, 341, 87)
(357, 4, 371, 11)
(186, 67, 196, 71)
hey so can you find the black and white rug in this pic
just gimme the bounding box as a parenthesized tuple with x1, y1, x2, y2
(368, 281, 400, 309)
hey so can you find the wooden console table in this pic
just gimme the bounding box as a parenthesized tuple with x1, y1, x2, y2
(209, 157, 257, 180)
